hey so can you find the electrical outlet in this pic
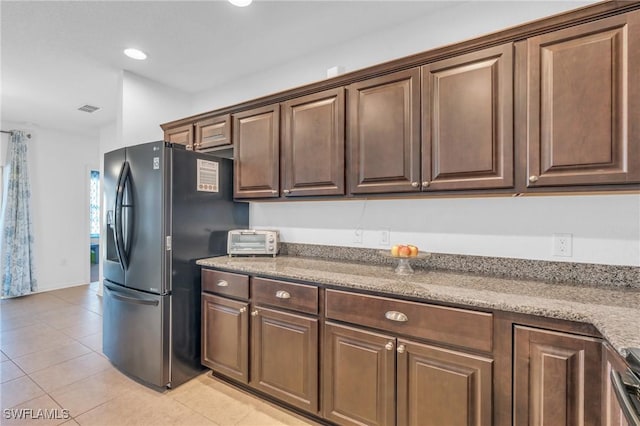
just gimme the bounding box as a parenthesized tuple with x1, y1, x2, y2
(379, 229, 390, 247)
(553, 233, 572, 257)
(353, 228, 363, 244)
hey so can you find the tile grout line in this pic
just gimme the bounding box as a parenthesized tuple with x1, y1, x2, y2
(1, 283, 105, 419)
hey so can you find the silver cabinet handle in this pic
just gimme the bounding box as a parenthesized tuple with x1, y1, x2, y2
(239, 307, 247, 313)
(411, 182, 419, 188)
(385, 341, 394, 351)
(385, 311, 408, 322)
(529, 175, 539, 183)
(422, 181, 430, 188)
(271, 190, 278, 194)
(275, 290, 291, 299)
(251, 310, 259, 317)
(216, 280, 229, 287)
(397, 344, 406, 354)
(283, 189, 290, 194)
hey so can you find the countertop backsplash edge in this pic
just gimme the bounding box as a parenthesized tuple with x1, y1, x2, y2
(280, 242, 639, 288)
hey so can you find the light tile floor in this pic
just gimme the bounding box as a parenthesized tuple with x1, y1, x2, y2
(0, 284, 320, 426)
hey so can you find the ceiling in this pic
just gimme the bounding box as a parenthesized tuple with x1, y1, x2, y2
(1, 0, 457, 137)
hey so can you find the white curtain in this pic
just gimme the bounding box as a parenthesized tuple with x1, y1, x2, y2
(1, 131, 37, 297)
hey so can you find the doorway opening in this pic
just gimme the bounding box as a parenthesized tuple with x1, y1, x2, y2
(89, 169, 100, 283)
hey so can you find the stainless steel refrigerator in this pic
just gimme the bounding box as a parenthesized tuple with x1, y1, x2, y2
(102, 141, 248, 389)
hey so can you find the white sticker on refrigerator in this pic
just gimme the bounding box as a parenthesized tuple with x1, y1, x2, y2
(197, 159, 219, 192)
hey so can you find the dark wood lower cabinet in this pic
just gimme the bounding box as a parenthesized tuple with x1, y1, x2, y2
(250, 307, 319, 414)
(323, 322, 493, 426)
(396, 340, 493, 426)
(201, 293, 249, 384)
(323, 322, 396, 426)
(513, 325, 603, 426)
(201, 268, 618, 426)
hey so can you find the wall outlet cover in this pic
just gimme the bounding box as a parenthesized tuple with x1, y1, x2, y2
(552, 233, 573, 257)
(353, 228, 363, 244)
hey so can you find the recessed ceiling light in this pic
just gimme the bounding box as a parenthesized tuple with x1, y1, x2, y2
(229, 0, 252, 7)
(124, 48, 147, 60)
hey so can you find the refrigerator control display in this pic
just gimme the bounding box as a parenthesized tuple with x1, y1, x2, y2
(197, 159, 219, 192)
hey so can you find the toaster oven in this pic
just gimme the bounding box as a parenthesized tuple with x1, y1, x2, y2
(227, 229, 279, 257)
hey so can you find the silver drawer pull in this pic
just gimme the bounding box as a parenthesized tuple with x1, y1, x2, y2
(216, 280, 229, 287)
(385, 311, 408, 322)
(275, 290, 291, 299)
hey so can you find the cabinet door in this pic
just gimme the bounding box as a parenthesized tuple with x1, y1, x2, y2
(195, 114, 231, 151)
(396, 339, 493, 426)
(323, 322, 395, 426)
(282, 88, 345, 197)
(526, 11, 640, 187)
(250, 307, 318, 414)
(165, 124, 193, 149)
(233, 104, 280, 198)
(514, 326, 603, 426)
(201, 293, 249, 383)
(348, 68, 421, 194)
(422, 43, 513, 191)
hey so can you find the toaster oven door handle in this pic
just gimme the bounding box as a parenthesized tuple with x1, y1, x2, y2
(611, 369, 640, 425)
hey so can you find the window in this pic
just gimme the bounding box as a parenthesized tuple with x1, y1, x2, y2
(89, 170, 100, 237)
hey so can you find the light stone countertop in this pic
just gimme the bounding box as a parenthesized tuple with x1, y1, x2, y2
(196, 255, 640, 357)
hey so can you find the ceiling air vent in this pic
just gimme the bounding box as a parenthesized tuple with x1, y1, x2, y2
(77, 104, 101, 113)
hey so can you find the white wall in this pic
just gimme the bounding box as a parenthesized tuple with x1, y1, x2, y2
(121, 70, 192, 146)
(192, 1, 594, 112)
(251, 195, 640, 267)
(1, 121, 100, 292)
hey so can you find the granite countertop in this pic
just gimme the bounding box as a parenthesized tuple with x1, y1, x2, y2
(196, 255, 640, 356)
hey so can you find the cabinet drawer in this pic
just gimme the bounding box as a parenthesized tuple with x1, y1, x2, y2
(252, 277, 318, 315)
(202, 269, 249, 301)
(195, 114, 231, 150)
(325, 290, 492, 352)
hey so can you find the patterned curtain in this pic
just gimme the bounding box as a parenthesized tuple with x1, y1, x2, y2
(1, 131, 36, 297)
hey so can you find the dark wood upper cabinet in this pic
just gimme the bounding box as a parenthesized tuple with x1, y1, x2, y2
(348, 68, 421, 194)
(396, 340, 493, 426)
(422, 43, 514, 191)
(201, 293, 249, 384)
(281, 88, 345, 197)
(323, 322, 396, 426)
(195, 114, 231, 151)
(233, 104, 280, 198)
(250, 307, 319, 414)
(164, 124, 193, 148)
(514, 326, 603, 426)
(165, 6, 639, 197)
(525, 10, 640, 187)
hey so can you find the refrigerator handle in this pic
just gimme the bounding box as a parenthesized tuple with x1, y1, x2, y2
(110, 290, 159, 307)
(114, 161, 130, 270)
(122, 164, 134, 263)
(104, 283, 159, 306)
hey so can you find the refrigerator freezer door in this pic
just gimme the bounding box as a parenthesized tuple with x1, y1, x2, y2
(103, 281, 170, 388)
(103, 148, 126, 285)
(124, 141, 170, 295)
